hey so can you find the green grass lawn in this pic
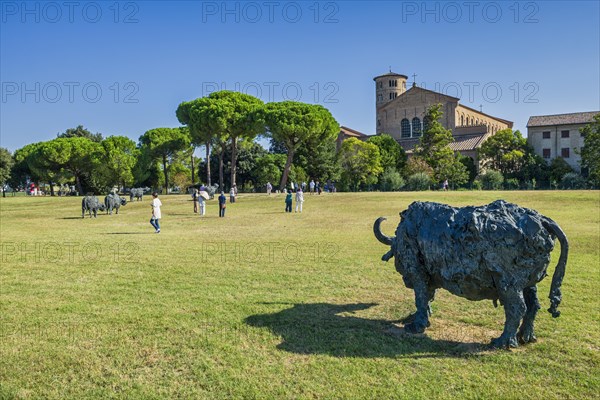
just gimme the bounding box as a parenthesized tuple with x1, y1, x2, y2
(1, 191, 599, 399)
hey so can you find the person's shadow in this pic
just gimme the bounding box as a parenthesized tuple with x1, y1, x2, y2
(245, 303, 490, 359)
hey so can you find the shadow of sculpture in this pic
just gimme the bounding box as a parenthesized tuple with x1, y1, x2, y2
(245, 303, 490, 359)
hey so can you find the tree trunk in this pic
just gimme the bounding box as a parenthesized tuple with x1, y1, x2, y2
(205, 141, 211, 186)
(190, 151, 195, 185)
(230, 137, 238, 188)
(162, 154, 169, 194)
(75, 175, 83, 196)
(49, 182, 55, 196)
(218, 146, 224, 191)
(279, 150, 295, 191)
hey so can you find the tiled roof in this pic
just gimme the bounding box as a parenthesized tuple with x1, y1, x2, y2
(449, 133, 490, 151)
(527, 112, 599, 127)
(340, 126, 369, 137)
(401, 133, 489, 153)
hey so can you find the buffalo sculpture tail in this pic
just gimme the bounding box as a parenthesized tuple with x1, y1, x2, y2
(542, 217, 569, 318)
(374, 217, 393, 246)
(374, 217, 395, 262)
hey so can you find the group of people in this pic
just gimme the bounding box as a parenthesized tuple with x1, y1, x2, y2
(151, 181, 311, 233)
(265, 179, 335, 195)
(191, 185, 237, 218)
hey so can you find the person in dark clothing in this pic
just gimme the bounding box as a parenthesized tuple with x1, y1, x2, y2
(218, 191, 227, 217)
(285, 190, 293, 213)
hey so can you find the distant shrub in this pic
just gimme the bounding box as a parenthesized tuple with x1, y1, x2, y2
(406, 172, 431, 191)
(472, 180, 482, 191)
(505, 178, 519, 190)
(478, 170, 504, 190)
(560, 173, 587, 189)
(379, 168, 405, 191)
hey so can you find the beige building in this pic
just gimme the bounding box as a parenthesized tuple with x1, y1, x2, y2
(527, 111, 598, 172)
(374, 71, 512, 160)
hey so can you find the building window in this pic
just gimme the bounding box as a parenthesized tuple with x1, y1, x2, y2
(561, 148, 570, 158)
(423, 116, 430, 133)
(471, 117, 474, 125)
(543, 131, 551, 139)
(460, 115, 464, 126)
(561, 130, 570, 138)
(401, 118, 411, 138)
(543, 148, 551, 159)
(412, 117, 422, 137)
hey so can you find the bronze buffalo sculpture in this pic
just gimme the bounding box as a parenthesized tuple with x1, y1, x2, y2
(374, 200, 568, 348)
(104, 193, 127, 215)
(82, 195, 106, 218)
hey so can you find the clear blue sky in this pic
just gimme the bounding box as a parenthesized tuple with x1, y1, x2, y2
(1, 1, 599, 151)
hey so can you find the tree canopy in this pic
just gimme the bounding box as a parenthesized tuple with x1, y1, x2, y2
(139, 127, 191, 193)
(580, 113, 600, 187)
(262, 101, 339, 190)
(415, 104, 468, 185)
(367, 134, 407, 172)
(57, 125, 103, 142)
(339, 137, 383, 191)
(0, 147, 14, 195)
(478, 129, 528, 177)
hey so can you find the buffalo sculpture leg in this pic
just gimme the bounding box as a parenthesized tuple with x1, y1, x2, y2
(518, 286, 540, 344)
(405, 280, 435, 334)
(492, 288, 526, 348)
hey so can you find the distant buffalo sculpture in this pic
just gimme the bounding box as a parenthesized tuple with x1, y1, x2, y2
(129, 188, 147, 201)
(205, 184, 219, 199)
(374, 200, 568, 348)
(104, 193, 127, 215)
(82, 195, 106, 218)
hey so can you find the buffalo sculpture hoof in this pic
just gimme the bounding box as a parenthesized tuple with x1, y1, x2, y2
(518, 329, 537, 344)
(490, 335, 519, 349)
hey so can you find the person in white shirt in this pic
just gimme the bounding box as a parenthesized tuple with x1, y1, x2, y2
(295, 188, 304, 213)
(198, 193, 206, 216)
(309, 180, 315, 195)
(150, 192, 162, 233)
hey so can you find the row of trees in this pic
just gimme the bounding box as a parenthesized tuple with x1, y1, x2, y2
(176, 91, 339, 191)
(2, 99, 599, 195)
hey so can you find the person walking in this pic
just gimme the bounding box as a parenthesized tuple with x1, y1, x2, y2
(150, 192, 162, 233)
(295, 187, 304, 213)
(285, 190, 293, 213)
(230, 186, 236, 203)
(266, 182, 272, 195)
(443, 179, 449, 191)
(219, 191, 227, 217)
(198, 192, 206, 216)
(309, 179, 315, 195)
